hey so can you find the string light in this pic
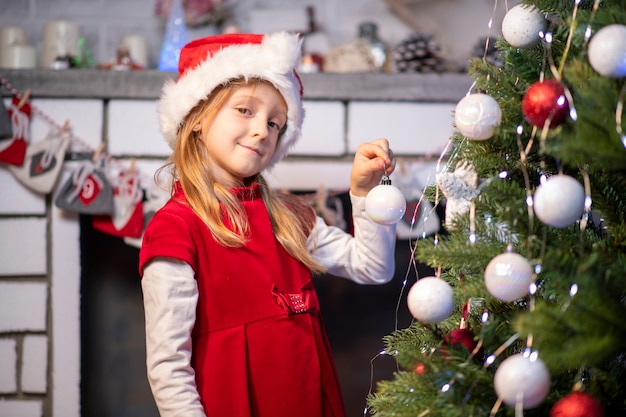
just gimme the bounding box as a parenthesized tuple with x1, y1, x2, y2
(481, 311, 489, 323)
(616, 84, 626, 148)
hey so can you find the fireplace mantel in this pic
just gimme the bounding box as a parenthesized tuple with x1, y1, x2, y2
(0, 69, 471, 102)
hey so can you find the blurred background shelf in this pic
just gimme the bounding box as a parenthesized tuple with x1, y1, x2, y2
(0, 69, 471, 102)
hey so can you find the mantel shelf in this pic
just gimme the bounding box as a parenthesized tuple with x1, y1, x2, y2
(0, 69, 472, 102)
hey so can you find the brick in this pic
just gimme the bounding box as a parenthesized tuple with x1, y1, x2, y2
(107, 100, 170, 156)
(50, 204, 81, 417)
(0, 218, 47, 276)
(22, 335, 48, 393)
(347, 102, 456, 156)
(0, 282, 47, 332)
(295, 101, 346, 156)
(0, 400, 43, 417)
(0, 339, 17, 393)
(31, 99, 103, 153)
(0, 170, 47, 216)
(266, 160, 353, 190)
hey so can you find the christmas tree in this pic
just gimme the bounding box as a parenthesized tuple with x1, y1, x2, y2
(368, 1, 626, 416)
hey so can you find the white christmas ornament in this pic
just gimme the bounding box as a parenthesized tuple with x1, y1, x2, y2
(588, 24, 626, 78)
(407, 276, 455, 324)
(365, 177, 407, 225)
(484, 250, 533, 302)
(494, 353, 551, 409)
(454, 94, 502, 140)
(533, 174, 585, 228)
(502, 5, 547, 49)
(437, 161, 485, 229)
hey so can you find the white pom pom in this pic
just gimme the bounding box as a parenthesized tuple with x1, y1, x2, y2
(454, 94, 502, 140)
(533, 174, 585, 228)
(588, 24, 626, 78)
(494, 353, 551, 409)
(502, 5, 547, 49)
(407, 277, 455, 324)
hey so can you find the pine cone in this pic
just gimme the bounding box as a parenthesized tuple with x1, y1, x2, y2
(470, 37, 503, 68)
(392, 33, 444, 73)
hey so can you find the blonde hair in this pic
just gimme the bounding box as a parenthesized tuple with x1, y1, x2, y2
(157, 78, 325, 274)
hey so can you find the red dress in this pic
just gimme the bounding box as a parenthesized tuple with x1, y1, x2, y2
(140, 183, 346, 417)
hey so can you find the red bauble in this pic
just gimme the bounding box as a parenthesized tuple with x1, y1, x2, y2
(442, 328, 484, 358)
(550, 392, 605, 417)
(522, 79, 570, 127)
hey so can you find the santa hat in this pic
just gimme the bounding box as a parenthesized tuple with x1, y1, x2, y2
(157, 32, 304, 167)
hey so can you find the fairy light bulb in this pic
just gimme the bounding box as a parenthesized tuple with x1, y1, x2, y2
(365, 175, 406, 225)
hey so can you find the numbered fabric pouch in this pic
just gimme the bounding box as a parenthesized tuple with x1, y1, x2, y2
(8, 129, 70, 194)
(123, 183, 170, 248)
(92, 168, 144, 238)
(54, 160, 114, 215)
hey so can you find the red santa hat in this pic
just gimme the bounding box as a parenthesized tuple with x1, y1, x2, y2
(157, 32, 304, 167)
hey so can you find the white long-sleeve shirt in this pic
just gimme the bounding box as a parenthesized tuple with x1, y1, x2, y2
(141, 193, 396, 416)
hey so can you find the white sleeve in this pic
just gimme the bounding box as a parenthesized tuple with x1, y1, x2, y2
(142, 258, 207, 417)
(309, 192, 396, 284)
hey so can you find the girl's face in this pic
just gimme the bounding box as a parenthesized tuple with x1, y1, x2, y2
(199, 82, 287, 187)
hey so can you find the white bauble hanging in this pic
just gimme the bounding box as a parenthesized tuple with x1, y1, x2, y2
(454, 93, 502, 140)
(501, 5, 547, 49)
(407, 276, 455, 324)
(484, 251, 533, 302)
(533, 174, 585, 228)
(494, 353, 551, 409)
(365, 178, 407, 225)
(588, 24, 626, 78)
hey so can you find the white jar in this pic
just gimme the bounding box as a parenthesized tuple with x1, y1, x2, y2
(42, 19, 80, 68)
(0, 44, 37, 69)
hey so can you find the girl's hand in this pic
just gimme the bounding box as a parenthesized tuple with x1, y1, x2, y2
(350, 138, 396, 197)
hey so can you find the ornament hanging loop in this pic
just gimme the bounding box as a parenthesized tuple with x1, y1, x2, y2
(380, 163, 391, 185)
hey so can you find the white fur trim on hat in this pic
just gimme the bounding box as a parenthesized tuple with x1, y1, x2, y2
(157, 32, 304, 168)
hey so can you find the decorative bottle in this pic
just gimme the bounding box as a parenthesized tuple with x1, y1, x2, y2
(358, 21, 387, 72)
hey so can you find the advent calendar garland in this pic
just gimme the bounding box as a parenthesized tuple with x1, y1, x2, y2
(0, 74, 147, 242)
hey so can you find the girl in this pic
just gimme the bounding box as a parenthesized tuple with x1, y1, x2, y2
(140, 32, 398, 417)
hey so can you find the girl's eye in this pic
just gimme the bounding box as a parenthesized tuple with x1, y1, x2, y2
(237, 107, 251, 115)
(268, 121, 282, 130)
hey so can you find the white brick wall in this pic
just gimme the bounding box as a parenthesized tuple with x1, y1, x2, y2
(0, 283, 47, 332)
(108, 100, 167, 156)
(0, 400, 43, 417)
(31, 99, 103, 153)
(0, 219, 47, 276)
(22, 335, 48, 394)
(347, 101, 455, 155)
(0, 339, 17, 393)
(0, 170, 46, 214)
(296, 101, 346, 156)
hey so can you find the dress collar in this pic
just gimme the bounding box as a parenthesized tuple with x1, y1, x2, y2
(173, 181, 261, 201)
